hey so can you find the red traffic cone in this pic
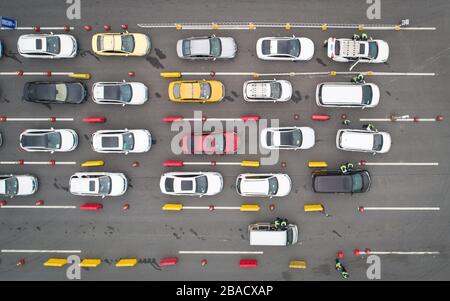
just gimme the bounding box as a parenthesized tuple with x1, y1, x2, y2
(269, 204, 275, 211)
(121, 24, 128, 30)
(201, 259, 208, 266)
(337, 250, 344, 259)
(281, 162, 287, 168)
(128, 71, 135, 77)
(103, 24, 111, 31)
(0, 200, 7, 207)
(132, 161, 140, 167)
(83, 25, 92, 31)
(35, 200, 44, 206)
(16, 259, 26, 266)
(294, 113, 300, 120)
(123, 204, 130, 210)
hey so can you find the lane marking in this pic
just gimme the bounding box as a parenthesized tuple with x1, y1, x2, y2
(362, 207, 440, 211)
(179, 251, 264, 255)
(369, 251, 440, 255)
(1, 250, 82, 253)
(0, 206, 77, 209)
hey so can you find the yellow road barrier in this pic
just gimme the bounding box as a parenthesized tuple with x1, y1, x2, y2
(79, 259, 102, 268)
(304, 204, 325, 212)
(160, 72, 182, 78)
(162, 203, 183, 211)
(69, 73, 91, 80)
(44, 258, 68, 267)
(308, 161, 328, 168)
(241, 160, 260, 167)
(289, 260, 307, 269)
(321, 23, 328, 31)
(239, 204, 260, 212)
(248, 23, 256, 30)
(115, 258, 138, 267)
(81, 160, 105, 167)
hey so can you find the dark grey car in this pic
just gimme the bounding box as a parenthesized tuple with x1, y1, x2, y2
(312, 170, 371, 193)
(23, 81, 87, 104)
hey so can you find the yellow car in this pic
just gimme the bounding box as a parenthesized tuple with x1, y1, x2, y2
(168, 80, 225, 103)
(91, 32, 151, 56)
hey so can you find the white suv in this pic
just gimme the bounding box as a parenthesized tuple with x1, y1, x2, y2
(236, 173, 292, 197)
(336, 129, 392, 154)
(316, 82, 380, 108)
(69, 172, 128, 197)
(17, 34, 77, 58)
(0, 174, 38, 197)
(243, 79, 292, 102)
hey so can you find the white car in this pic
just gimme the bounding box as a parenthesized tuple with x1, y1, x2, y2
(256, 36, 314, 61)
(160, 172, 223, 197)
(20, 128, 78, 153)
(261, 127, 315, 150)
(176, 35, 237, 60)
(0, 174, 38, 197)
(316, 82, 380, 108)
(92, 82, 148, 106)
(236, 173, 292, 197)
(326, 37, 389, 70)
(336, 129, 392, 154)
(69, 172, 128, 198)
(91, 129, 152, 154)
(243, 79, 292, 102)
(17, 34, 77, 58)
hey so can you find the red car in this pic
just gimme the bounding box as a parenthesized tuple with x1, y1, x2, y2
(180, 132, 239, 155)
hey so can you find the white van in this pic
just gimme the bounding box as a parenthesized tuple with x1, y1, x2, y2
(336, 129, 392, 154)
(248, 223, 298, 246)
(316, 82, 379, 108)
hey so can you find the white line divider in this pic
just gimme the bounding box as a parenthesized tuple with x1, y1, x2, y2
(179, 251, 264, 255)
(160, 71, 435, 79)
(0, 160, 76, 165)
(0, 205, 77, 209)
(360, 115, 444, 122)
(359, 160, 439, 166)
(162, 203, 260, 212)
(358, 206, 440, 212)
(354, 248, 439, 256)
(162, 160, 260, 167)
(0, 71, 90, 79)
(0, 117, 74, 122)
(1, 249, 81, 254)
(0, 26, 74, 31)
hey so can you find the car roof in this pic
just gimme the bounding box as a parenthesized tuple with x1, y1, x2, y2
(180, 82, 201, 99)
(340, 131, 374, 150)
(189, 39, 210, 55)
(245, 81, 273, 99)
(314, 174, 353, 193)
(70, 177, 98, 193)
(337, 39, 368, 58)
(20, 36, 46, 53)
(321, 84, 363, 104)
(240, 179, 268, 194)
(250, 230, 287, 246)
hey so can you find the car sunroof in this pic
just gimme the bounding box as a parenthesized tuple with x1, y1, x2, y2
(102, 137, 119, 148)
(181, 180, 193, 191)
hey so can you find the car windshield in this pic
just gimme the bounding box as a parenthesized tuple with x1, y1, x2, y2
(362, 85, 373, 105)
(54, 84, 68, 102)
(199, 83, 211, 100)
(368, 41, 378, 59)
(119, 84, 133, 102)
(98, 176, 112, 194)
(209, 38, 221, 56)
(46, 132, 62, 149)
(46, 36, 60, 54)
(351, 174, 364, 192)
(4, 177, 18, 195)
(173, 84, 181, 98)
(334, 40, 340, 55)
(270, 82, 282, 99)
(268, 177, 279, 195)
(122, 133, 134, 151)
(182, 40, 191, 56)
(278, 40, 300, 57)
(373, 134, 383, 151)
(195, 175, 208, 194)
(121, 35, 135, 53)
(280, 130, 302, 147)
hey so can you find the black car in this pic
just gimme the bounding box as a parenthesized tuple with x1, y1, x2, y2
(23, 81, 87, 104)
(312, 170, 371, 193)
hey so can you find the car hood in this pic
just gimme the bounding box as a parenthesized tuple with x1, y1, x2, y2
(375, 40, 389, 62)
(59, 35, 77, 57)
(130, 130, 152, 152)
(205, 173, 223, 195)
(379, 132, 392, 153)
(133, 33, 151, 55)
(109, 174, 128, 195)
(299, 127, 315, 149)
(275, 174, 292, 196)
(298, 38, 315, 60)
(16, 175, 37, 195)
(218, 37, 237, 58)
(59, 130, 78, 151)
(129, 83, 149, 104)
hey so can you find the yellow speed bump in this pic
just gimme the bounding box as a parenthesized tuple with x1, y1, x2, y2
(160, 72, 182, 78)
(239, 204, 260, 212)
(289, 260, 307, 269)
(308, 161, 328, 168)
(162, 203, 183, 211)
(79, 259, 102, 268)
(115, 258, 138, 267)
(241, 160, 260, 167)
(44, 258, 68, 267)
(69, 73, 91, 80)
(304, 204, 324, 212)
(81, 160, 105, 167)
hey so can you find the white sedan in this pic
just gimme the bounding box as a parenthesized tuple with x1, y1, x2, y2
(91, 129, 152, 154)
(0, 174, 38, 197)
(336, 129, 392, 154)
(160, 172, 223, 197)
(260, 127, 315, 150)
(92, 82, 148, 106)
(243, 79, 292, 102)
(176, 35, 237, 60)
(69, 172, 128, 198)
(17, 34, 77, 59)
(236, 173, 292, 197)
(20, 128, 78, 153)
(256, 36, 314, 61)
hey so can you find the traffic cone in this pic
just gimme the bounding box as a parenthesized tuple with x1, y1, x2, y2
(123, 204, 130, 211)
(132, 161, 140, 167)
(337, 250, 344, 259)
(201, 259, 208, 267)
(281, 162, 287, 168)
(269, 204, 275, 211)
(16, 259, 26, 267)
(35, 200, 44, 206)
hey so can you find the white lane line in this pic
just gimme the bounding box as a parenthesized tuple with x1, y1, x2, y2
(179, 251, 264, 255)
(0, 206, 77, 209)
(1, 250, 81, 253)
(360, 162, 439, 166)
(363, 207, 440, 211)
(369, 251, 440, 255)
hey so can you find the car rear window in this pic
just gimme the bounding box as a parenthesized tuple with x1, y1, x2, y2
(102, 137, 119, 148)
(334, 40, 340, 55)
(173, 84, 181, 98)
(182, 40, 191, 56)
(268, 177, 278, 195)
(261, 40, 271, 55)
(97, 36, 103, 50)
(165, 178, 174, 192)
(266, 132, 272, 146)
(362, 85, 373, 105)
(351, 174, 364, 192)
(373, 134, 383, 151)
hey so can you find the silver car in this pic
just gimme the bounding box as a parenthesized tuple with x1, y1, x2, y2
(177, 35, 237, 60)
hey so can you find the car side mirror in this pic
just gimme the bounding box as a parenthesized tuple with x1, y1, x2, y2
(372, 152, 377, 156)
(51, 150, 55, 154)
(122, 79, 126, 83)
(122, 103, 126, 107)
(213, 57, 217, 61)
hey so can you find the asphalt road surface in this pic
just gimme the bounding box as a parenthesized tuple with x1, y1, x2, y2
(0, 0, 449, 280)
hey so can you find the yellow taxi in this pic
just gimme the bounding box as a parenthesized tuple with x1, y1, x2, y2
(168, 80, 225, 103)
(91, 32, 151, 56)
